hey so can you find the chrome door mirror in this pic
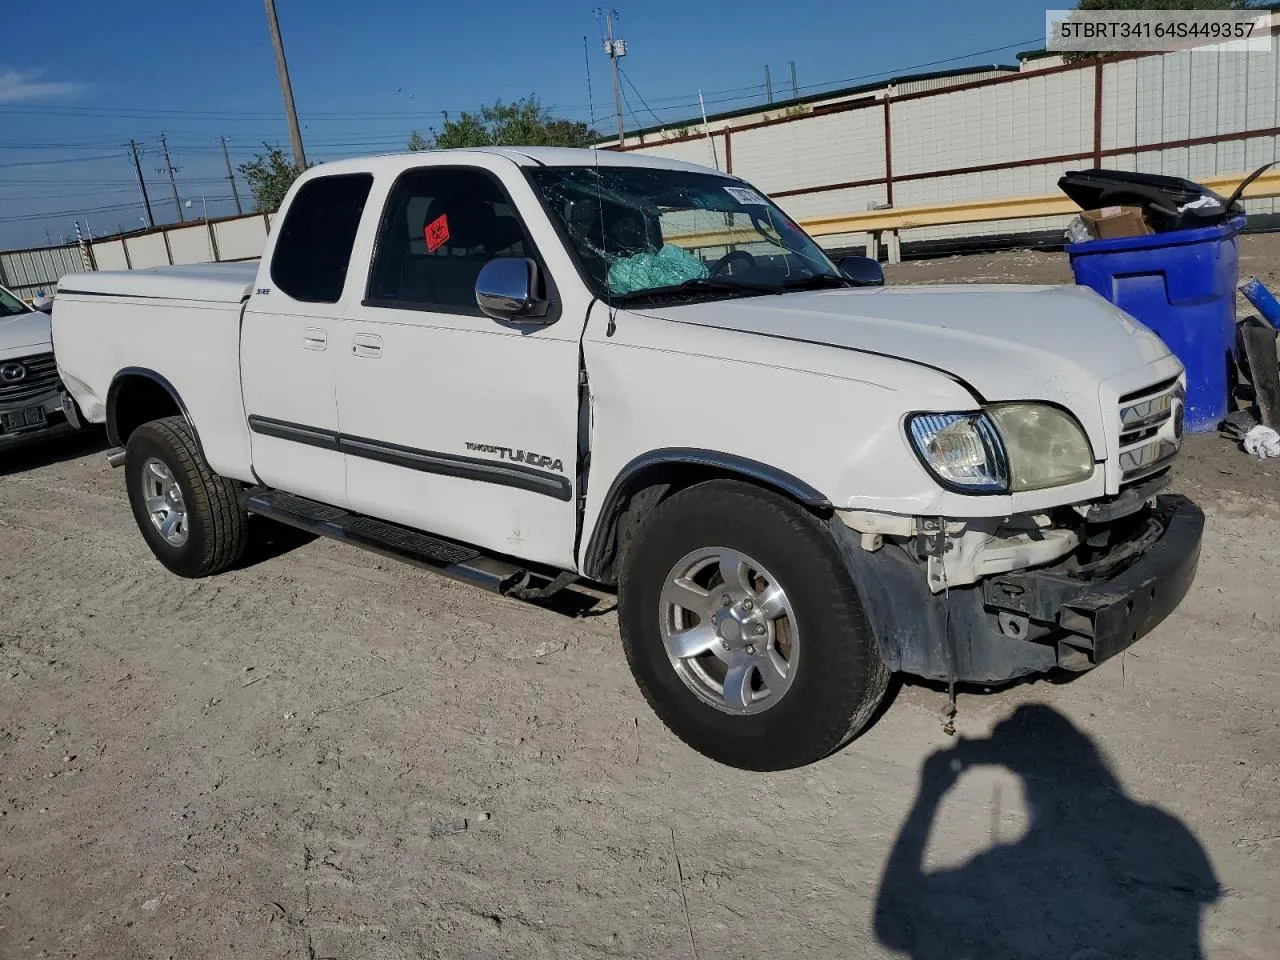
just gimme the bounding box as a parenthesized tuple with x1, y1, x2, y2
(838, 255, 885, 287)
(475, 257, 551, 322)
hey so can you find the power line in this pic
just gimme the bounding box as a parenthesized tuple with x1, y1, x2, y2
(0, 154, 122, 169)
(619, 67, 665, 128)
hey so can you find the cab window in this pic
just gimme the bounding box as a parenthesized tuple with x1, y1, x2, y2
(366, 168, 534, 314)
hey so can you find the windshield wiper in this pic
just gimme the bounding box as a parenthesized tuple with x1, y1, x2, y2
(612, 277, 780, 303)
(777, 274, 853, 291)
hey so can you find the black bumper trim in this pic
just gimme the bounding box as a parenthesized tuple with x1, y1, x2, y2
(831, 494, 1205, 685)
(984, 494, 1204, 667)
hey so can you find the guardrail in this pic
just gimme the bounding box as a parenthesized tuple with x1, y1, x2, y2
(671, 170, 1280, 261)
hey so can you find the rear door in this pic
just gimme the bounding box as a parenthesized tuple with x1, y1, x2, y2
(240, 172, 373, 505)
(336, 160, 588, 569)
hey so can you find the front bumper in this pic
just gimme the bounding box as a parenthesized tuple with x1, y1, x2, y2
(0, 389, 83, 450)
(832, 494, 1204, 684)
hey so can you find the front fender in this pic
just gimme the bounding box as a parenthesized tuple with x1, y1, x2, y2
(576, 307, 985, 574)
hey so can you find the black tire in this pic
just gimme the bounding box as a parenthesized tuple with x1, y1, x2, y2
(124, 416, 247, 578)
(618, 480, 890, 771)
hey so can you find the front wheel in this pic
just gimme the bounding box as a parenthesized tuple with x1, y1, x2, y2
(618, 480, 890, 771)
(124, 416, 247, 578)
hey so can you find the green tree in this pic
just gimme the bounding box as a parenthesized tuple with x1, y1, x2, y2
(411, 96, 598, 151)
(238, 144, 302, 213)
(406, 129, 429, 152)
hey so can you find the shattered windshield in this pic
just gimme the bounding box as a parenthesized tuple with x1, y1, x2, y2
(525, 165, 845, 304)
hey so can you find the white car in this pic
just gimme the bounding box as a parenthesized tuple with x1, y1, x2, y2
(50, 147, 1202, 770)
(0, 284, 87, 451)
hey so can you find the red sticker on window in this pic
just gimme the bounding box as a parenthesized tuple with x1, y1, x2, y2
(425, 213, 450, 252)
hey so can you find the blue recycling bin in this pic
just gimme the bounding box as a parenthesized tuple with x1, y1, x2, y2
(1066, 213, 1245, 433)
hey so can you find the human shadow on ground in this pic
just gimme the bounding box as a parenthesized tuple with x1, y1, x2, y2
(874, 704, 1220, 960)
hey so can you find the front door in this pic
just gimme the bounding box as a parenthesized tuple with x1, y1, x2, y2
(336, 162, 587, 569)
(241, 172, 373, 506)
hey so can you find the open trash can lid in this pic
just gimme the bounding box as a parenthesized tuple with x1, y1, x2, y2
(1058, 168, 1240, 232)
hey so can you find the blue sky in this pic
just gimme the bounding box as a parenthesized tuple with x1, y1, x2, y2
(0, 0, 1054, 249)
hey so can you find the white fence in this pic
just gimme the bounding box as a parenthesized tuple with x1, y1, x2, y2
(7, 37, 1280, 294)
(623, 36, 1280, 249)
(88, 212, 275, 272)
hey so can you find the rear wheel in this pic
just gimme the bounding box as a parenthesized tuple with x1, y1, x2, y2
(124, 416, 247, 578)
(618, 480, 890, 771)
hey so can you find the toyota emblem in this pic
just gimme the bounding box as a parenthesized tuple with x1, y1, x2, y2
(0, 362, 26, 384)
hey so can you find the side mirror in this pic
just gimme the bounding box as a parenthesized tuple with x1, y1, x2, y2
(838, 255, 885, 287)
(30, 294, 53, 314)
(475, 257, 550, 322)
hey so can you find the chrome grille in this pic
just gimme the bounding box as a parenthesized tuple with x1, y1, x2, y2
(0, 352, 62, 407)
(1117, 377, 1184, 484)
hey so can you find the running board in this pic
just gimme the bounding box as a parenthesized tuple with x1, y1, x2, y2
(243, 488, 528, 595)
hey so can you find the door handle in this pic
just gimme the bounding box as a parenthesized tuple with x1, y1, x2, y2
(352, 333, 383, 359)
(303, 327, 327, 351)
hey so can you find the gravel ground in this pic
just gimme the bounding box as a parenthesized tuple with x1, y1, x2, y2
(2, 243, 1279, 959)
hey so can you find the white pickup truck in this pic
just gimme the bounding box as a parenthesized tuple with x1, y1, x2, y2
(52, 147, 1202, 770)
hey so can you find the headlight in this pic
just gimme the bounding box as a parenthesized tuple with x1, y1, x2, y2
(906, 412, 1008, 492)
(907, 404, 1095, 494)
(987, 403, 1094, 492)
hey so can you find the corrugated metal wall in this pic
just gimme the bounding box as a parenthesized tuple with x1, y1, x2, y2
(0, 245, 83, 301)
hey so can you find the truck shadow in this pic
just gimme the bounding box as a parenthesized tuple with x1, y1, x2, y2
(230, 519, 617, 619)
(874, 703, 1220, 960)
(234, 516, 320, 571)
(0, 428, 108, 477)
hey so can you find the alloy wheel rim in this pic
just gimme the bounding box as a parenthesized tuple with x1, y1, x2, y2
(141, 457, 188, 547)
(659, 547, 798, 715)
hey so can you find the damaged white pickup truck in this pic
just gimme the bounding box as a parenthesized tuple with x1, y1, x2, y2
(52, 147, 1202, 770)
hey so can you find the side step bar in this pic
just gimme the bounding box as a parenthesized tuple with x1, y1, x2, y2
(243, 487, 532, 596)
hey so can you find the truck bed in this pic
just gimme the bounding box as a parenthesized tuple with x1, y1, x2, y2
(59, 261, 258, 304)
(53, 262, 257, 484)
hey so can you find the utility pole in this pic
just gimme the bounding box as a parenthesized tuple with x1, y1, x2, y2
(264, 0, 307, 169)
(157, 133, 183, 223)
(220, 136, 243, 215)
(128, 139, 155, 229)
(602, 9, 626, 147)
(789, 61, 798, 99)
(765, 64, 774, 103)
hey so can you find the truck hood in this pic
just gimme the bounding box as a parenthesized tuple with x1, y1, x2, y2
(0, 308, 52, 357)
(651, 284, 1173, 397)
(645, 283, 1178, 446)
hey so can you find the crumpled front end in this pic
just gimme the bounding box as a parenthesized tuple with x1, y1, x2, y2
(831, 490, 1203, 684)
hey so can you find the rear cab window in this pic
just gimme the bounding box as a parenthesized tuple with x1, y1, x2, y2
(270, 173, 374, 303)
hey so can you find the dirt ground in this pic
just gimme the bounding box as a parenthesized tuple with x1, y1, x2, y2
(3, 242, 1279, 959)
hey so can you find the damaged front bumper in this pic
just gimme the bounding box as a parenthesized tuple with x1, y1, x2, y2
(831, 494, 1204, 685)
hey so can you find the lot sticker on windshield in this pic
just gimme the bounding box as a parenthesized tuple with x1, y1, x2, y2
(425, 213, 450, 253)
(724, 186, 767, 205)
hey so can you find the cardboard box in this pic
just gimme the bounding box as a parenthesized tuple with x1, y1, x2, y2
(1080, 205, 1153, 240)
